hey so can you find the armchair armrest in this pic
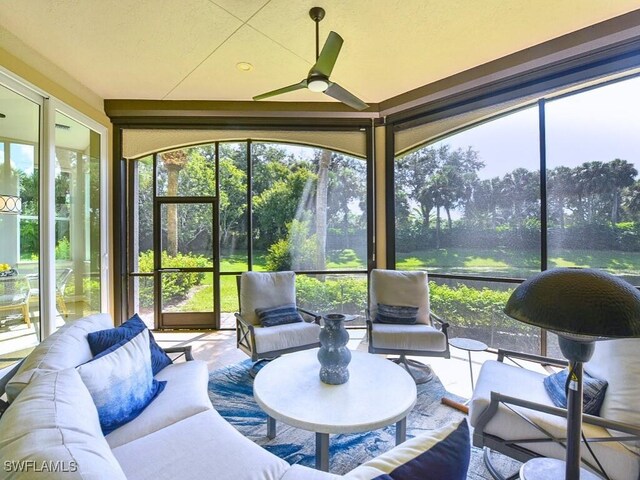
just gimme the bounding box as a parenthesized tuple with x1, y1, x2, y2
(235, 312, 255, 332)
(297, 307, 321, 324)
(497, 349, 568, 368)
(162, 345, 194, 362)
(430, 312, 450, 332)
(480, 391, 640, 440)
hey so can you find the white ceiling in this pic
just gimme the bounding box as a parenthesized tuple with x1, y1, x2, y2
(1, 0, 639, 105)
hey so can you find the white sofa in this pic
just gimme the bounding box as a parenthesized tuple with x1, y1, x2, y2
(0, 313, 467, 480)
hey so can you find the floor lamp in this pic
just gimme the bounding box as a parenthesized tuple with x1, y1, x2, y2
(504, 268, 640, 480)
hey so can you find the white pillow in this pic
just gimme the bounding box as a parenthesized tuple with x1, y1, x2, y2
(6, 313, 113, 402)
(240, 271, 296, 326)
(77, 329, 166, 435)
(0, 368, 127, 479)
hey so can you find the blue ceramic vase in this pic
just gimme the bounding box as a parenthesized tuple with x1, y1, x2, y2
(318, 313, 352, 385)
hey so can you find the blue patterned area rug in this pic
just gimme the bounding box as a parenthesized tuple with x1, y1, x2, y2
(208, 359, 520, 478)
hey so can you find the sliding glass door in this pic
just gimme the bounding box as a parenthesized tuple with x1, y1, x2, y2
(0, 72, 109, 368)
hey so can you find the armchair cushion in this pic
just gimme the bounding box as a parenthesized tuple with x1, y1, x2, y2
(253, 321, 321, 355)
(375, 303, 419, 324)
(370, 270, 430, 325)
(370, 323, 447, 352)
(345, 419, 470, 480)
(585, 338, 640, 453)
(240, 271, 296, 326)
(543, 368, 608, 416)
(256, 303, 303, 327)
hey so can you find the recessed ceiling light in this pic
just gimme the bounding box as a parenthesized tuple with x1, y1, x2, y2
(236, 62, 253, 72)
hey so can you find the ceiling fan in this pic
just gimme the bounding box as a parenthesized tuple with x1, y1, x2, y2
(253, 7, 369, 111)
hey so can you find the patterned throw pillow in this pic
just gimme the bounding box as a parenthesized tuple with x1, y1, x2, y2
(88, 313, 172, 375)
(375, 303, 419, 324)
(543, 368, 608, 416)
(345, 419, 470, 480)
(255, 304, 304, 327)
(77, 329, 166, 435)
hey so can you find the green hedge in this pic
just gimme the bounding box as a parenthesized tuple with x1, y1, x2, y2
(138, 251, 208, 308)
(296, 275, 367, 315)
(294, 275, 524, 332)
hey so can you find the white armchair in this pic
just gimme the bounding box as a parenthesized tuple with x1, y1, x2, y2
(235, 271, 321, 375)
(366, 269, 450, 383)
(469, 339, 640, 480)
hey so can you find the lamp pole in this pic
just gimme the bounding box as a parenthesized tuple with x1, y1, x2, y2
(559, 336, 595, 480)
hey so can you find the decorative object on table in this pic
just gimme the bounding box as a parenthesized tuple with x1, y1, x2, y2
(503, 267, 640, 480)
(208, 358, 519, 477)
(0, 265, 17, 277)
(0, 194, 21, 214)
(366, 269, 451, 384)
(318, 313, 352, 385)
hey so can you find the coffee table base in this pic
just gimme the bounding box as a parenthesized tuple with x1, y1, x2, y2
(267, 416, 408, 472)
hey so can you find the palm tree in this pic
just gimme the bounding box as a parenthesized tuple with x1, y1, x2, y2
(315, 149, 332, 271)
(161, 149, 188, 256)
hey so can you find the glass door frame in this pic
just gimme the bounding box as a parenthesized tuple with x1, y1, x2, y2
(0, 67, 110, 341)
(153, 196, 219, 329)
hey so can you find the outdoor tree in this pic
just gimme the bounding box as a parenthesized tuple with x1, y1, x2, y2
(161, 149, 188, 256)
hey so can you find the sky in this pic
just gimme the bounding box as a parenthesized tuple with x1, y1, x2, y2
(431, 74, 640, 180)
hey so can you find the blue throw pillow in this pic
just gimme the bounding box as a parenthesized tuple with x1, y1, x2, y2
(543, 368, 608, 416)
(375, 303, 419, 324)
(77, 329, 166, 435)
(346, 419, 470, 480)
(87, 313, 171, 375)
(255, 304, 304, 327)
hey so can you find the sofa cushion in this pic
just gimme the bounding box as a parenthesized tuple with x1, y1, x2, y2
(280, 465, 341, 480)
(105, 359, 213, 448)
(253, 320, 320, 354)
(6, 313, 113, 402)
(470, 360, 639, 480)
(77, 329, 166, 435)
(370, 270, 430, 325)
(87, 313, 172, 375)
(0, 368, 127, 479)
(112, 409, 289, 480)
(345, 419, 470, 480)
(240, 271, 296, 326)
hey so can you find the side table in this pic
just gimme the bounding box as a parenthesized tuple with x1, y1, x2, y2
(448, 337, 488, 390)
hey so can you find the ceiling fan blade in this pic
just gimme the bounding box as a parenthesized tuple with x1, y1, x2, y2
(324, 82, 369, 111)
(309, 31, 343, 77)
(253, 80, 307, 101)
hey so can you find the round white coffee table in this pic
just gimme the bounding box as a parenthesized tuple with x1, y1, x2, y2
(253, 348, 417, 472)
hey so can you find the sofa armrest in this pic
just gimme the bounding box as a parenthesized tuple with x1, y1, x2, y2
(0, 359, 25, 398)
(162, 346, 194, 362)
(497, 349, 568, 368)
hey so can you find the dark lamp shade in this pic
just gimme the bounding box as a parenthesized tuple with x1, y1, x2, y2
(504, 268, 640, 338)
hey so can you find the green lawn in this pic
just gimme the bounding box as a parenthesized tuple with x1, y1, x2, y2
(181, 247, 640, 314)
(396, 248, 640, 278)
